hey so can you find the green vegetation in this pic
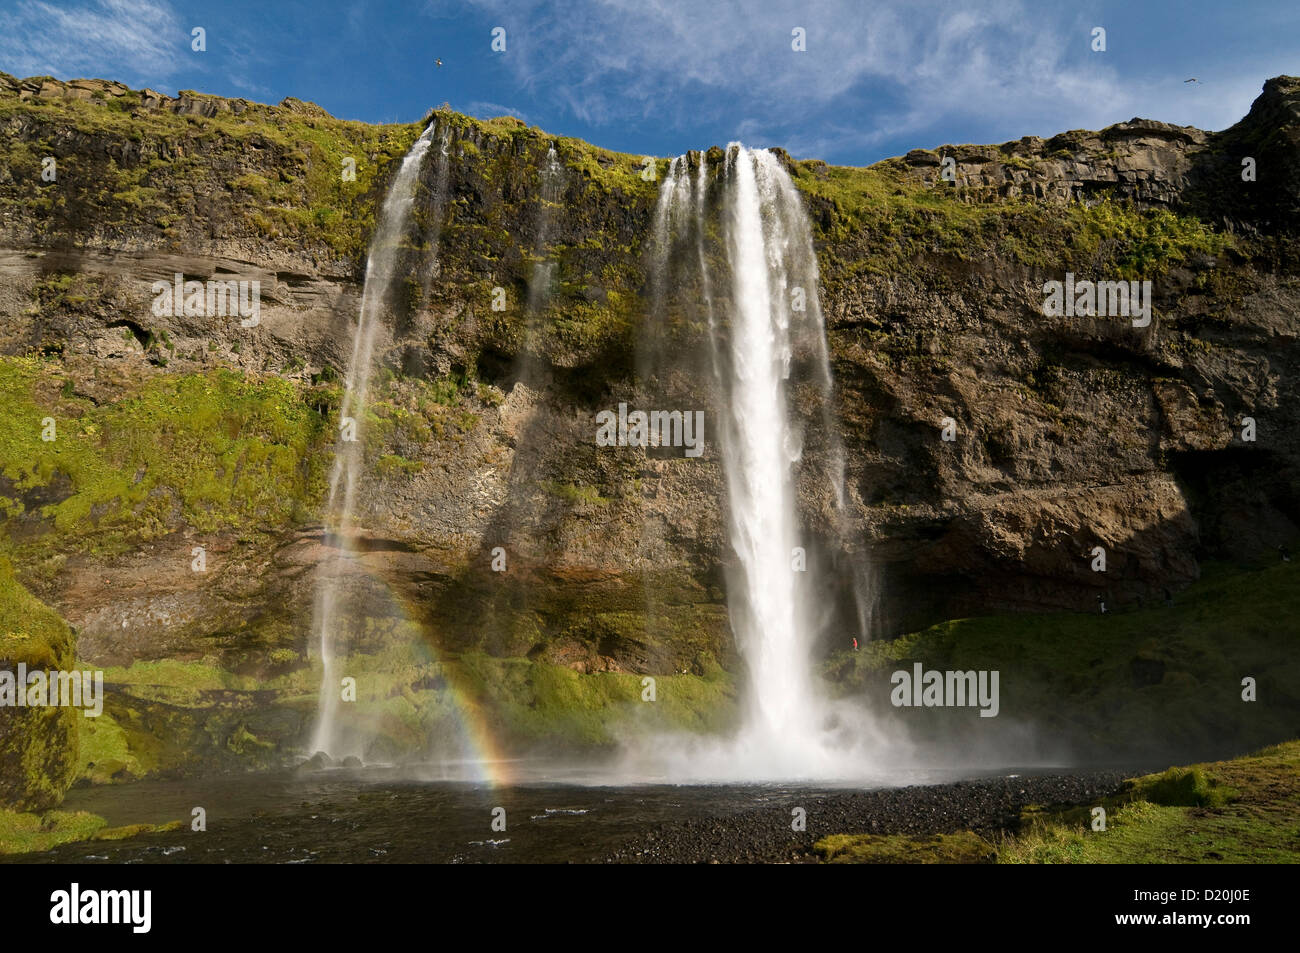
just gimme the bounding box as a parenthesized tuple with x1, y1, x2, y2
(0, 357, 331, 566)
(67, 630, 736, 778)
(0, 807, 182, 854)
(556, 135, 661, 199)
(813, 741, 1299, 864)
(0, 557, 79, 809)
(792, 158, 1234, 289)
(0, 79, 419, 261)
(375, 453, 424, 477)
(826, 559, 1300, 756)
(1074, 202, 1231, 279)
(359, 369, 500, 454)
(451, 651, 736, 747)
(815, 831, 996, 864)
(0, 809, 106, 853)
(73, 656, 313, 784)
(1129, 765, 1236, 808)
(430, 107, 660, 201)
(999, 740, 1300, 863)
(542, 480, 612, 506)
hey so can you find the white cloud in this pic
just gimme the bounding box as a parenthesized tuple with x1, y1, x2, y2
(465, 100, 530, 122)
(463, 0, 1279, 158)
(228, 75, 272, 98)
(0, 0, 184, 85)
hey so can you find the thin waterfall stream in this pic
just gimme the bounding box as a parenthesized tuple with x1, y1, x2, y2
(308, 123, 437, 759)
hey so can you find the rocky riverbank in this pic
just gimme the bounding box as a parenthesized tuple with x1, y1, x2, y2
(601, 771, 1128, 863)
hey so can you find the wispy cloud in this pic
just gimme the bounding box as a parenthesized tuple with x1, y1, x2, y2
(0, 0, 185, 85)
(465, 100, 530, 122)
(463, 0, 1278, 158)
(218, 34, 275, 101)
(227, 74, 272, 98)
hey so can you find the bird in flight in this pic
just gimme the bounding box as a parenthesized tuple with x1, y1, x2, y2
(436, 58, 443, 67)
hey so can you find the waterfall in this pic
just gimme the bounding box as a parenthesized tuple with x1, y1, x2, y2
(308, 122, 437, 759)
(419, 124, 453, 299)
(526, 144, 564, 317)
(718, 145, 819, 765)
(638, 144, 884, 780)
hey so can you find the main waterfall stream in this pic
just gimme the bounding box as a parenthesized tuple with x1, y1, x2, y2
(629, 145, 889, 781)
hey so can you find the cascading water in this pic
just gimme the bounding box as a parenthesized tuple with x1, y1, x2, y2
(308, 123, 437, 759)
(637, 144, 888, 780)
(418, 124, 453, 300)
(526, 144, 564, 318)
(716, 145, 827, 771)
(509, 143, 565, 390)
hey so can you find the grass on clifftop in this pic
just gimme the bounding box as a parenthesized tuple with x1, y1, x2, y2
(0, 78, 419, 261)
(793, 158, 1234, 285)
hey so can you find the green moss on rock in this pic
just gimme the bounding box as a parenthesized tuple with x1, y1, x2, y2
(814, 831, 997, 864)
(1124, 765, 1236, 808)
(0, 358, 331, 565)
(825, 560, 1300, 757)
(0, 807, 184, 854)
(0, 557, 79, 809)
(0, 808, 106, 854)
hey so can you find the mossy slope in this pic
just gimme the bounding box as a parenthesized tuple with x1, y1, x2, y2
(815, 740, 1300, 863)
(0, 557, 79, 809)
(1001, 739, 1300, 863)
(827, 559, 1300, 759)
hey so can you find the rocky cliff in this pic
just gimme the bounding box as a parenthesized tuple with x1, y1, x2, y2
(1, 72, 1297, 803)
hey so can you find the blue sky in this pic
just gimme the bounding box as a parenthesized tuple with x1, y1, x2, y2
(0, 0, 1296, 165)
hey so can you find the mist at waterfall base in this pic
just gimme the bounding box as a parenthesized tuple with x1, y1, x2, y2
(304, 128, 1065, 786)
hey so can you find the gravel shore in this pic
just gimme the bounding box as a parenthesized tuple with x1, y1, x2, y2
(602, 772, 1126, 863)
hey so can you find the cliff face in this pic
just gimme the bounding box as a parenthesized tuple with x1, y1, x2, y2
(0, 72, 1297, 795)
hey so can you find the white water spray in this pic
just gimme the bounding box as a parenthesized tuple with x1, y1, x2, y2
(308, 123, 437, 759)
(633, 145, 889, 780)
(720, 147, 815, 762)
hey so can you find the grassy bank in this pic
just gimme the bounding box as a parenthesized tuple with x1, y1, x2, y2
(826, 558, 1300, 759)
(795, 155, 1235, 281)
(813, 739, 1300, 864)
(0, 808, 182, 855)
(74, 641, 737, 780)
(1000, 740, 1300, 863)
